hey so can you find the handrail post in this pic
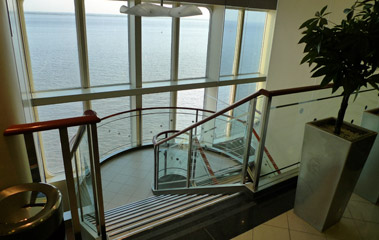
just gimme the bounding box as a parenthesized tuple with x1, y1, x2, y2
(23, 133, 43, 182)
(252, 96, 272, 191)
(186, 129, 193, 188)
(59, 127, 81, 240)
(88, 123, 106, 240)
(137, 109, 142, 146)
(154, 145, 159, 190)
(241, 98, 257, 184)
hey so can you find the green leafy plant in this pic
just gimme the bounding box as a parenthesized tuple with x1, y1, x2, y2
(299, 0, 379, 135)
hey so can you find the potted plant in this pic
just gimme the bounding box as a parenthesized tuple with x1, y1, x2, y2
(294, 0, 379, 232)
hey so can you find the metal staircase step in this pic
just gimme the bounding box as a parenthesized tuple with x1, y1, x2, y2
(102, 193, 234, 240)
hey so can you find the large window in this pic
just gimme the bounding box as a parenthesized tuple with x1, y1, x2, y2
(85, 0, 130, 86)
(239, 11, 267, 74)
(20, 1, 270, 176)
(24, 0, 81, 91)
(220, 9, 239, 76)
(178, 7, 210, 79)
(142, 15, 172, 82)
(37, 102, 83, 174)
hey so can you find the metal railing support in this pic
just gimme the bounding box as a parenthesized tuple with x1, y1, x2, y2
(154, 145, 159, 190)
(186, 129, 193, 188)
(86, 125, 101, 234)
(59, 127, 81, 239)
(23, 133, 42, 182)
(252, 96, 272, 191)
(241, 98, 257, 184)
(89, 123, 107, 240)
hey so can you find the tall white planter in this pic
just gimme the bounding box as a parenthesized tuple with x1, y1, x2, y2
(354, 108, 379, 203)
(294, 118, 377, 232)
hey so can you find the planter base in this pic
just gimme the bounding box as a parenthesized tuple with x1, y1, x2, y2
(294, 118, 376, 232)
(354, 108, 379, 204)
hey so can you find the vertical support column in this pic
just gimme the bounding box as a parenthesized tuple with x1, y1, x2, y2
(203, 6, 225, 145)
(59, 127, 81, 239)
(232, 9, 245, 76)
(252, 96, 272, 191)
(241, 98, 257, 184)
(74, 0, 91, 110)
(170, 4, 180, 131)
(128, 0, 142, 146)
(0, 0, 31, 190)
(206, 5, 225, 81)
(226, 9, 245, 136)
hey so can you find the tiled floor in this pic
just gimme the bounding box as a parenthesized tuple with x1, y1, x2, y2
(233, 194, 379, 240)
(100, 148, 379, 240)
(100, 148, 155, 211)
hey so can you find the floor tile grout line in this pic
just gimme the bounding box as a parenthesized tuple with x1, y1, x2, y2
(286, 211, 291, 240)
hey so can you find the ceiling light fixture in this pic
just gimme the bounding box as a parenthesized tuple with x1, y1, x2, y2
(120, 0, 202, 17)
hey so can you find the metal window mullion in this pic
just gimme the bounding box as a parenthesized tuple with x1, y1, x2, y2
(241, 98, 256, 184)
(59, 127, 81, 239)
(252, 96, 272, 191)
(74, 0, 91, 111)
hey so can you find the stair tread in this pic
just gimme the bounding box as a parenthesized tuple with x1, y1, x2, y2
(100, 193, 235, 240)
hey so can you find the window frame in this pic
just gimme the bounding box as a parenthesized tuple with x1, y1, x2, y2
(17, 0, 273, 179)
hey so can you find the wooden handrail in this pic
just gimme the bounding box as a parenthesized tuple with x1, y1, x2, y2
(4, 110, 100, 136)
(155, 84, 334, 146)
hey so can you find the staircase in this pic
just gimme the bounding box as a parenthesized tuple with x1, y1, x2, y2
(86, 193, 237, 239)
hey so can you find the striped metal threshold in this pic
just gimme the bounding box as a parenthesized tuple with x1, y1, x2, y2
(87, 193, 235, 240)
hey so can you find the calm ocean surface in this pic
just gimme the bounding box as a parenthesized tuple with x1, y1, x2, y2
(24, 12, 264, 173)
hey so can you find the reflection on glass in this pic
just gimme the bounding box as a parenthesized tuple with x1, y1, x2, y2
(239, 11, 266, 74)
(37, 102, 83, 173)
(176, 89, 204, 130)
(178, 7, 209, 79)
(91, 97, 130, 118)
(220, 9, 239, 76)
(23, 0, 81, 91)
(142, 15, 171, 82)
(92, 97, 131, 158)
(142, 93, 170, 144)
(85, 0, 129, 86)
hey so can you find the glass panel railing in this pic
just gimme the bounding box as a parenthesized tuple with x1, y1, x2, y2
(257, 88, 379, 189)
(155, 100, 264, 190)
(97, 112, 135, 159)
(98, 107, 213, 160)
(142, 109, 171, 145)
(156, 131, 190, 189)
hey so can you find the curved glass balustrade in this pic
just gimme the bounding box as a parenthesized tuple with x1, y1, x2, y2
(97, 107, 214, 160)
